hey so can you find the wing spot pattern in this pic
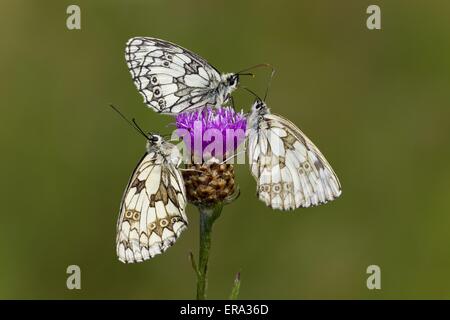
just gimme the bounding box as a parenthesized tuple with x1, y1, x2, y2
(125, 210, 133, 219)
(160, 218, 168, 227)
(158, 98, 166, 107)
(124, 209, 140, 222)
(249, 113, 341, 209)
(272, 183, 282, 194)
(116, 139, 188, 263)
(153, 87, 161, 97)
(283, 182, 293, 191)
(125, 37, 224, 114)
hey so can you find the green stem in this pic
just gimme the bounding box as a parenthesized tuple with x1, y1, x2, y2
(196, 203, 223, 300)
(229, 272, 241, 300)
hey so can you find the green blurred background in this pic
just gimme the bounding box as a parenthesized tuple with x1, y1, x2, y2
(1, 0, 450, 299)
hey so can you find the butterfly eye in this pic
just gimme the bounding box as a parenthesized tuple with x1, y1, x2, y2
(152, 135, 162, 143)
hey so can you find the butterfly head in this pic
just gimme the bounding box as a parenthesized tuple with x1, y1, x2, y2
(147, 133, 163, 146)
(147, 133, 181, 165)
(222, 73, 239, 92)
(228, 74, 239, 88)
(251, 99, 269, 115)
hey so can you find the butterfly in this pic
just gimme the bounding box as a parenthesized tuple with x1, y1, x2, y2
(116, 133, 188, 263)
(125, 37, 244, 115)
(246, 99, 342, 210)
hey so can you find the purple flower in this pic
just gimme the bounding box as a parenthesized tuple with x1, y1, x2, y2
(176, 107, 247, 163)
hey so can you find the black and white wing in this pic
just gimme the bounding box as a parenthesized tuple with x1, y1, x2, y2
(116, 152, 188, 263)
(125, 37, 222, 114)
(248, 114, 341, 210)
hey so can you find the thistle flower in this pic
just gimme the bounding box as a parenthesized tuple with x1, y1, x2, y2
(176, 106, 246, 299)
(176, 107, 246, 206)
(176, 106, 247, 163)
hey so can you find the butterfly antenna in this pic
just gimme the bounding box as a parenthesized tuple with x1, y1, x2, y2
(160, 133, 174, 140)
(263, 68, 276, 102)
(237, 72, 255, 78)
(236, 63, 273, 75)
(242, 86, 262, 101)
(131, 118, 151, 140)
(109, 104, 150, 140)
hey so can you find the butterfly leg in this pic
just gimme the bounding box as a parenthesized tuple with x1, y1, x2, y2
(229, 95, 235, 109)
(220, 150, 245, 164)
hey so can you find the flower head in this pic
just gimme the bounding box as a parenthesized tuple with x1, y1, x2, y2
(176, 106, 245, 206)
(176, 106, 247, 163)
